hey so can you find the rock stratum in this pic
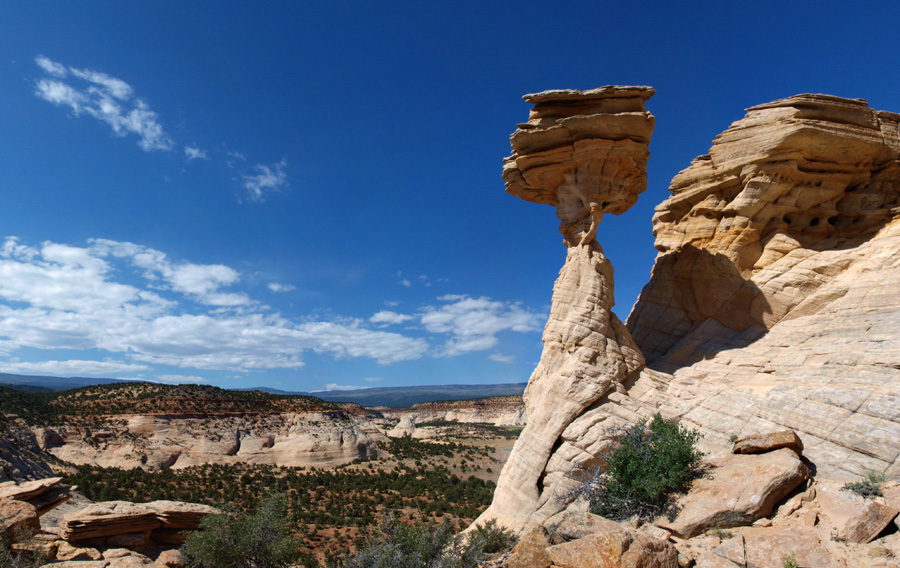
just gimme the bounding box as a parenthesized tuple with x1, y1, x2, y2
(1, 383, 386, 472)
(477, 90, 900, 533)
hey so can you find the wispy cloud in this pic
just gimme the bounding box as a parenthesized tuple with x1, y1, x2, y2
(489, 353, 515, 364)
(363, 377, 382, 383)
(157, 374, 207, 384)
(34, 56, 174, 151)
(369, 310, 413, 325)
(241, 159, 288, 202)
(314, 383, 369, 392)
(33, 56, 288, 204)
(419, 295, 543, 356)
(185, 146, 209, 160)
(0, 359, 149, 376)
(268, 282, 296, 293)
(0, 236, 429, 374)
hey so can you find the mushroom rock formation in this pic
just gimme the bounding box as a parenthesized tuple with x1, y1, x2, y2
(474, 86, 655, 532)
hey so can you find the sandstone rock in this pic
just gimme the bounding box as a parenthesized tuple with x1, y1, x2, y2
(57, 499, 216, 551)
(742, 526, 838, 568)
(694, 550, 741, 568)
(145, 500, 218, 530)
(732, 431, 803, 455)
(884, 482, 900, 530)
(656, 449, 809, 538)
(44, 411, 383, 470)
(841, 499, 898, 543)
(545, 529, 678, 568)
(474, 86, 654, 533)
(103, 548, 137, 559)
(551, 513, 626, 541)
(55, 541, 104, 561)
(505, 526, 553, 568)
(59, 501, 161, 542)
(40, 561, 110, 568)
(710, 535, 744, 565)
(155, 549, 184, 568)
(0, 477, 64, 501)
(621, 94, 900, 480)
(0, 497, 39, 538)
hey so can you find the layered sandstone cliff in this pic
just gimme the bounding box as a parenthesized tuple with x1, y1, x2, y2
(478, 91, 900, 534)
(624, 94, 900, 478)
(380, 396, 526, 427)
(37, 411, 385, 470)
(475, 86, 655, 531)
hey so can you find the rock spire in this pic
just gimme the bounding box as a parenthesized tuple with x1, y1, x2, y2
(475, 86, 655, 531)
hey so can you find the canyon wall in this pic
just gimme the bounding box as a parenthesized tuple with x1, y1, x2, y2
(37, 412, 385, 470)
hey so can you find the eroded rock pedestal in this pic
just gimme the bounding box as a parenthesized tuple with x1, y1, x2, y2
(474, 86, 655, 532)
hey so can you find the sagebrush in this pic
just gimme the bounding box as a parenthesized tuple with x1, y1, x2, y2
(181, 493, 299, 568)
(581, 413, 702, 521)
(339, 515, 514, 568)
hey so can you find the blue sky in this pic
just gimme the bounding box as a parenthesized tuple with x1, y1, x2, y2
(1, 2, 898, 392)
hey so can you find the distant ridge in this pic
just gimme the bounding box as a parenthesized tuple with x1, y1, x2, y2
(243, 383, 528, 408)
(0, 372, 526, 408)
(0, 373, 127, 391)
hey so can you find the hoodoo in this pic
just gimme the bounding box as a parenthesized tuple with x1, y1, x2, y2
(475, 86, 656, 531)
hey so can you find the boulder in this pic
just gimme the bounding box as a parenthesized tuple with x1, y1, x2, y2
(742, 526, 839, 568)
(0, 497, 39, 538)
(545, 529, 678, 568)
(0, 477, 64, 501)
(840, 499, 898, 543)
(694, 550, 741, 568)
(145, 500, 218, 530)
(155, 549, 185, 568)
(732, 431, 803, 456)
(505, 526, 553, 568)
(59, 501, 160, 542)
(54, 540, 103, 561)
(656, 448, 809, 538)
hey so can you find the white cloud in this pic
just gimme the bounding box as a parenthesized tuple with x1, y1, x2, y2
(400, 279, 411, 287)
(156, 374, 207, 384)
(89, 238, 251, 307)
(268, 282, 296, 293)
(419, 295, 543, 356)
(0, 237, 430, 373)
(0, 359, 149, 376)
(242, 159, 288, 201)
(489, 353, 515, 364)
(185, 146, 209, 160)
(316, 383, 368, 392)
(363, 377, 382, 383)
(34, 56, 174, 151)
(35, 56, 67, 77)
(369, 310, 413, 325)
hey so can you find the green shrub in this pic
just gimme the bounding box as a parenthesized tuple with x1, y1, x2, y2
(341, 515, 513, 568)
(841, 470, 887, 499)
(585, 413, 702, 521)
(181, 493, 299, 568)
(782, 552, 799, 568)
